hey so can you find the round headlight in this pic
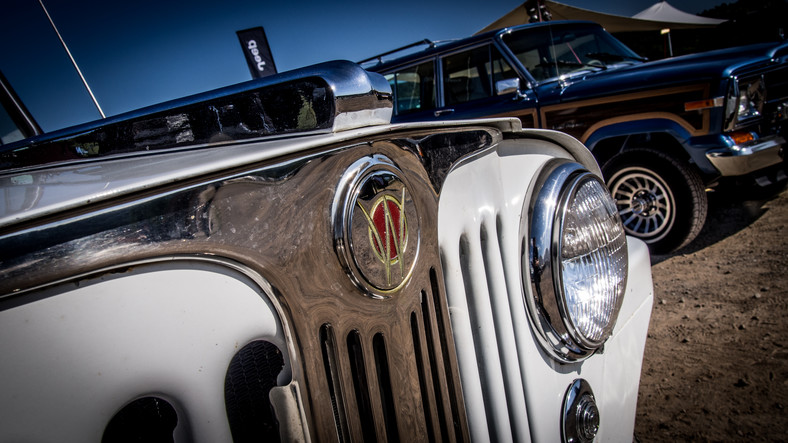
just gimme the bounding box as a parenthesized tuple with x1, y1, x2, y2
(525, 160, 628, 362)
(558, 173, 628, 348)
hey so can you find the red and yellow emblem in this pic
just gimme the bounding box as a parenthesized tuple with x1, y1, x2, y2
(333, 155, 419, 297)
(357, 189, 408, 285)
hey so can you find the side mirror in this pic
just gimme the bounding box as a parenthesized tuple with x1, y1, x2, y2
(495, 77, 521, 96)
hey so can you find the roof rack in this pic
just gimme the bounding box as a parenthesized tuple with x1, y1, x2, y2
(358, 39, 436, 65)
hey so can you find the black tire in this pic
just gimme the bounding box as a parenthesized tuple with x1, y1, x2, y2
(601, 148, 707, 254)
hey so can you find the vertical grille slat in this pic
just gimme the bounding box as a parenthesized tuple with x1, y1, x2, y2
(428, 267, 467, 443)
(320, 324, 350, 443)
(481, 219, 530, 442)
(373, 333, 399, 442)
(411, 310, 438, 443)
(347, 331, 378, 442)
(421, 288, 453, 442)
(458, 231, 512, 441)
(442, 239, 489, 442)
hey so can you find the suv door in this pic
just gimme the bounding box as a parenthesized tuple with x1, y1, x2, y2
(438, 44, 538, 127)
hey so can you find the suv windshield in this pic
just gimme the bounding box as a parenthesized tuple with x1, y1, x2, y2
(501, 23, 643, 82)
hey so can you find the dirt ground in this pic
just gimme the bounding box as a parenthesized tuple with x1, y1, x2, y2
(634, 181, 788, 441)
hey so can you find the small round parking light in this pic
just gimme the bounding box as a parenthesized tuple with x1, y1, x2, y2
(562, 379, 599, 443)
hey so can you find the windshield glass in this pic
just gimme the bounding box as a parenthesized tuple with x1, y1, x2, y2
(501, 23, 643, 82)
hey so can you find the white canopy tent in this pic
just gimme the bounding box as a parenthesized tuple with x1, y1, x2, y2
(631, 1, 726, 56)
(633, 2, 726, 26)
(477, 1, 726, 34)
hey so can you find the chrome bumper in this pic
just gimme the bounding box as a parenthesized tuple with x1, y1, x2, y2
(706, 134, 785, 176)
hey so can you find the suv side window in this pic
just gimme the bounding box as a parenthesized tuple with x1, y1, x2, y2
(385, 61, 436, 115)
(442, 45, 517, 106)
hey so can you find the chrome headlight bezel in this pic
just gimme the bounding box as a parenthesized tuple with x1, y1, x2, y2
(523, 160, 628, 363)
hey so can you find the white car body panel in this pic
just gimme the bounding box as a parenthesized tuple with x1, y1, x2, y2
(0, 260, 288, 442)
(439, 138, 653, 441)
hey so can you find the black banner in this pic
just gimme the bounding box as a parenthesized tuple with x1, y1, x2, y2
(237, 27, 277, 79)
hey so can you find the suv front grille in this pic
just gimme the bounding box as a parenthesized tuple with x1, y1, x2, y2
(765, 65, 788, 104)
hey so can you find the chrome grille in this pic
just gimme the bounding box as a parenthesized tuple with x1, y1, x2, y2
(315, 267, 466, 442)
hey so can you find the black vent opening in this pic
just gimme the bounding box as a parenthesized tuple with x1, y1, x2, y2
(224, 340, 285, 443)
(373, 333, 399, 441)
(411, 310, 437, 443)
(348, 330, 378, 442)
(321, 323, 349, 443)
(102, 396, 177, 443)
(430, 266, 465, 442)
(421, 285, 450, 442)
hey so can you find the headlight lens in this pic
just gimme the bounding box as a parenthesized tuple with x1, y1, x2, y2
(558, 174, 628, 348)
(726, 76, 765, 129)
(525, 161, 628, 362)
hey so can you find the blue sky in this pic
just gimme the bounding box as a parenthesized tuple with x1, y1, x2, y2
(1, 0, 726, 132)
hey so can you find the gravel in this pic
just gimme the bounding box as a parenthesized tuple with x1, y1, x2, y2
(635, 182, 788, 441)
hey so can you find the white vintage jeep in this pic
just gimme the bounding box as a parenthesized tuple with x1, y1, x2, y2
(0, 61, 653, 442)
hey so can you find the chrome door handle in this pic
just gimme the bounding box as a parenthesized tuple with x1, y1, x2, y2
(434, 109, 454, 117)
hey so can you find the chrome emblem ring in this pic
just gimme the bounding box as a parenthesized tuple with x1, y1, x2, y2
(333, 155, 419, 297)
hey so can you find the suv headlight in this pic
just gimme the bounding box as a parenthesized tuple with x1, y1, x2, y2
(524, 161, 628, 362)
(725, 76, 765, 130)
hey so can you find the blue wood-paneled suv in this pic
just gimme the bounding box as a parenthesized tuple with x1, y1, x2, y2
(366, 20, 788, 253)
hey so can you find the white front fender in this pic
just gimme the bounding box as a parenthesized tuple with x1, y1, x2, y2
(0, 259, 289, 442)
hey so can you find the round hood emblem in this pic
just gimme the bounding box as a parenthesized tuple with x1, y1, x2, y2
(333, 155, 420, 297)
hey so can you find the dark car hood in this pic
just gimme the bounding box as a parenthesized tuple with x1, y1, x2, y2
(545, 41, 788, 101)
